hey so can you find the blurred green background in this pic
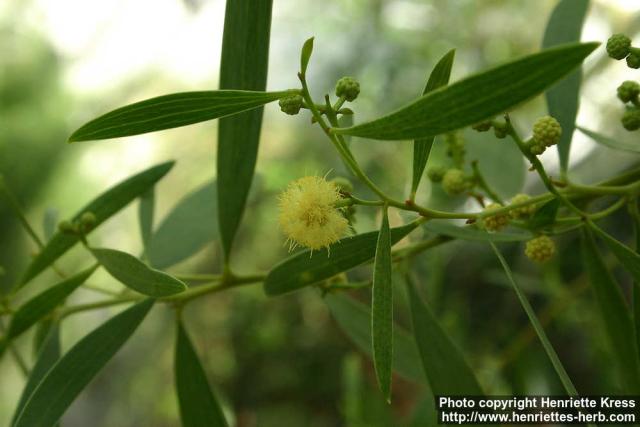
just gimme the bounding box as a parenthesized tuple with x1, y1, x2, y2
(1, 0, 639, 426)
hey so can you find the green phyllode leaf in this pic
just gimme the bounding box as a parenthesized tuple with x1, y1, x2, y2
(578, 126, 640, 153)
(68, 90, 287, 142)
(175, 320, 229, 427)
(406, 276, 484, 396)
(13, 299, 155, 427)
(580, 228, 640, 393)
(264, 222, 418, 296)
(543, 0, 590, 172)
(300, 37, 314, 75)
(411, 49, 455, 197)
(371, 209, 393, 402)
(527, 199, 560, 230)
(146, 180, 218, 269)
(334, 42, 599, 141)
(217, 0, 273, 260)
(20, 161, 175, 286)
(325, 293, 425, 383)
(92, 248, 186, 297)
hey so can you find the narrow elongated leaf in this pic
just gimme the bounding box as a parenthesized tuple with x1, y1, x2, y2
(424, 221, 531, 242)
(20, 161, 175, 285)
(588, 221, 640, 283)
(527, 199, 560, 230)
(334, 42, 598, 140)
(578, 126, 640, 153)
(406, 276, 483, 396)
(147, 180, 217, 269)
(325, 293, 425, 383)
(489, 242, 578, 396)
(175, 321, 228, 427)
(300, 37, 314, 75)
(14, 299, 154, 427)
(7, 267, 96, 340)
(371, 209, 393, 402)
(580, 228, 640, 393)
(411, 49, 455, 197)
(218, 0, 273, 259)
(11, 324, 60, 426)
(138, 187, 155, 253)
(69, 90, 287, 142)
(264, 222, 418, 296)
(543, 0, 589, 172)
(92, 248, 186, 297)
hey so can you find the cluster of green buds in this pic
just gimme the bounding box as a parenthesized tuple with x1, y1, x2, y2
(616, 80, 640, 131)
(606, 33, 640, 69)
(58, 211, 97, 236)
(471, 118, 508, 139)
(526, 115, 562, 155)
(525, 235, 555, 263)
(335, 76, 360, 102)
(278, 93, 304, 115)
(481, 193, 537, 232)
(426, 132, 476, 195)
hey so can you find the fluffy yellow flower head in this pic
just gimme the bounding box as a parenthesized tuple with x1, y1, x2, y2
(278, 176, 349, 251)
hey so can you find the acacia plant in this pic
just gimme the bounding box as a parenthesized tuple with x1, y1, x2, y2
(2, 0, 640, 426)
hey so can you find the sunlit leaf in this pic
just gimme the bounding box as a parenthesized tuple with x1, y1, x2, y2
(20, 161, 175, 286)
(325, 293, 425, 383)
(543, 0, 590, 172)
(424, 221, 531, 242)
(13, 299, 154, 427)
(147, 180, 217, 269)
(371, 209, 393, 402)
(411, 49, 455, 197)
(334, 42, 598, 140)
(69, 90, 288, 142)
(406, 275, 484, 395)
(92, 248, 186, 297)
(175, 320, 228, 427)
(578, 126, 640, 153)
(264, 222, 418, 296)
(217, 0, 273, 259)
(580, 228, 640, 393)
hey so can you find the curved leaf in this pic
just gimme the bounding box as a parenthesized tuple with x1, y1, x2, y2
(264, 222, 418, 296)
(69, 90, 287, 142)
(543, 0, 590, 172)
(325, 293, 425, 383)
(13, 299, 154, 427)
(588, 221, 640, 283)
(92, 249, 186, 297)
(371, 209, 393, 402)
(334, 42, 599, 140)
(217, 0, 273, 259)
(411, 49, 455, 197)
(175, 321, 228, 427)
(578, 126, 640, 153)
(424, 221, 531, 242)
(20, 161, 175, 286)
(147, 180, 217, 269)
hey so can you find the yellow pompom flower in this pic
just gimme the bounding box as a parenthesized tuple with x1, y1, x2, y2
(278, 176, 349, 251)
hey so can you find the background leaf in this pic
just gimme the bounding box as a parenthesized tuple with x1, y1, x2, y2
(69, 91, 286, 142)
(334, 42, 598, 140)
(543, 0, 590, 172)
(406, 275, 484, 396)
(20, 161, 174, 286)
(138, 187, 155, 254)
(527, 199, 560, 230)
(371, 209, 393, 402)
(175, 320, 228, 427)
(325, 293, 425, 383)
(146, 180, 217, 269)
(92, 248, 186, 297)
(13, 299, 154, 427)
(264, 222, 418, 296)
(588, 221, 640, 283)
(580, 228, 640, 393)
(217, 0, 273, 260)
(578, 126, 640, 153)
(423, 221, 531, 242)
(411, 49, 455, 197)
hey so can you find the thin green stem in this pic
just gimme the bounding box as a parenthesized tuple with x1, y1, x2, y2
(471, 160, 504, 204)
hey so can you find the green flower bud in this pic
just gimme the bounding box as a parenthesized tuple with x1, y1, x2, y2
(80, 211, 97, 232)
(58, 220, 78, 235)
(426, 164, 447, 183)
(331, 177, 354, 194)
(278, 94, 304, 115)
(482, 203, 509, 232)
(493, 122, 508, 139)
(527, 140, 546, 155)
(525, 235, 555, 263)
(471, 121, 492, 132)
(627, 53, 640, 69)
(445, 132, 466, 166)
(606, 33, 631, 60)
(617, 80, 640, 103)
(441, 168, 468, 195)
(509, 193, 536, 219)
(532, 115, 562, 147)
(335, 77, 360, 102)
(622, 107, 640, 131)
